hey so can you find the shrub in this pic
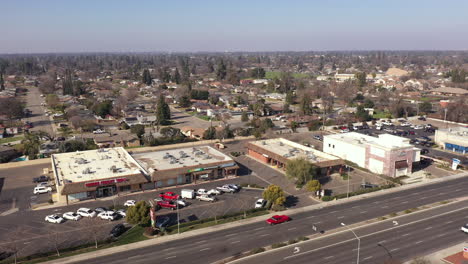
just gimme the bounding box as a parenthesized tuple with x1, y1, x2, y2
(297, 236, 309, 241)
(305, 180, 321, 192)
(321, 196, 333, 201)
(126, 201, 150, 225)
(271, 242, 287, 248)
(288, 239, 298, 245)
(250, 247, 266, 254)
(144, 227, 156, 236)
(271, 204, 286, 211)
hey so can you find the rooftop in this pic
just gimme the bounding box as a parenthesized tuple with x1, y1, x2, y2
(249, 138, 340, 164)
(52, 147, 147, 184)
(325, 132, 413, 150)
(133, 145, 234, 171)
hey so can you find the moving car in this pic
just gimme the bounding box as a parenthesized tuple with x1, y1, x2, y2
(159, 192, 179, 200)
(156, 216, 171, 229)
(255, 199, 267, 208)
(33, 175, 49, 183)
(77, 208, 97, 218)
(98, 211, 118, 221)
(63, 212, 81, 221)
(461, 224, 468, 233)
(266, 215, 291, 225)
(110, 224, 126, 238)
(45, 214, 65, 224)
(124, 200, 136, 207)
(197, 194, 217, 202)
(33, 186, 52, 194)
(157, 200, 178, 210)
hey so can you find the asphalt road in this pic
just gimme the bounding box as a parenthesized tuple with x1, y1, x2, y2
(235, 200, 468, 264)
(68, 174, 468, 264)
(24, 86, 55, 135)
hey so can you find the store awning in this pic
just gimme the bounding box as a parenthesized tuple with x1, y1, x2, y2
(192, 170, 213, 176)
(395, 160, 408, 169)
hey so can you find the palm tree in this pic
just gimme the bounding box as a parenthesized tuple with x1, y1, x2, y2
(58, 127, 73, 138)
(21, 132, 41, 159)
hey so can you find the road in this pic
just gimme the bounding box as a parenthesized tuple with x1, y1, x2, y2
(66, 174, 468, 264)
(24, 86, 55, 135)
(234, 199, 468, 264)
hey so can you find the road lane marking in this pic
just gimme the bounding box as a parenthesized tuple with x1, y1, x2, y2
(226, 233, 237, 237)
(419, 196, 427, 199)
(288, 227, 297, 231)
(200, 248, 210, 251)
(363, 256, 373, 260)
(230, 240, 241, 244)
(390, 248, 400, 252)
(379, 240, 386, 243)
(415, 241, 423, 244)
(360, 211, 367, 214)
(195, 240, 207, 244)
(324, 256, 334, 260)
(163, 247, 175, 251)
(438, 192, 445, 195)
(352, 205, 360, 208)
(337, 216, 344, 219)
(165, 256, 176, 259)
(330, 210, 338, 214)
(446, 221, 453, 224)
(402, 233, 410, 237)
(306, 216, 315, 219)
(254, 227, 264, 231)
(401, 201, 408, 204)
(260, 233, 270, 237)
(424, 226, 432, 230)
(455, 188, 463, 192)
(382, 206, 389, 208)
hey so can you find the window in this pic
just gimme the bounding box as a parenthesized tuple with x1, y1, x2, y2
(332, 145, 335, 149)
(167, 179, 175, 186)
(328, 144, 331, 147)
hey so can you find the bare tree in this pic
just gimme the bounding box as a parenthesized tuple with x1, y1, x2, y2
(46, 226, 65, 257)
(122, 87, 138, 101)
(79, 217, 109, 249)
(1, 227, 27, 264)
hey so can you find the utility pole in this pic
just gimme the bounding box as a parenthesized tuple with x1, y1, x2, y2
(444, 108, 448, 128)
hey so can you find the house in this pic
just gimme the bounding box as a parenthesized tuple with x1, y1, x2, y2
(240, 79, 254, 85)
(335, 74, 355, 82)
(93, 134, 140, 148)
(386, 68, 409, 77)
(253, 79, 269, 85)
(192, 102, 213, 113)
(181, 127, 206, 140)
(137, 114, 157, 125)
(429, 87, 468, 96)
(123, 117, 139, 127)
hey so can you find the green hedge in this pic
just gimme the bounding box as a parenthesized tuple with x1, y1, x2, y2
(322, 184, 395, 201)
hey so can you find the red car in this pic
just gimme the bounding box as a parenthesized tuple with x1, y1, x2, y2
(157, 200, 177, 210)
(159, 192, 179, 200)
(266, 215, 291, 225)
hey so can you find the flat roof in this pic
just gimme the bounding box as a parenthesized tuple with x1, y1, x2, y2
(249, 138, 340, 164)
(325, 132, 413, 150)
(52, 147, 147, 184)
(133, 145, 234, 171)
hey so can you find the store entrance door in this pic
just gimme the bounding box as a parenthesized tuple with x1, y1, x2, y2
(96, 186, 115, 198)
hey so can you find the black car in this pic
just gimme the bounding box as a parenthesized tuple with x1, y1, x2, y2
(361, 182, 378, 189)
(418, 116, 426, 121)
(110, 224, 126, 237)
(421, 136, 431, 141)
(33, 175, 49, 183)
(420, 148, 429, 155)
(313, 135, 322, 141)
(156, 216, 171, 229)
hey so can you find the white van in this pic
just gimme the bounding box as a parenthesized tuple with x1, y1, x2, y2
(181, 189, 196, 199)
(34, 186, 52, 194)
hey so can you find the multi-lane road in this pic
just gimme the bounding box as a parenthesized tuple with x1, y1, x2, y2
(59, 174, 468, 264)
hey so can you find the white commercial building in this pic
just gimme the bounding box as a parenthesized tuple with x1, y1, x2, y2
(323, 132, 420, 177)
(435, 127, 468, 154)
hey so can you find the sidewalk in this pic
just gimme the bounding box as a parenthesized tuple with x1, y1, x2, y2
(403, 242, 468, 264)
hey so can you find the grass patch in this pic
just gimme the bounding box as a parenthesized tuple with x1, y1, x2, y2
(112, 225, 148, 246)
(271, 242, 287, 248)
(297, 236, 309, 241)
(0, 135, 24, 144)
(250, 247, 266, 254)
(440, 200, 450, 205)
(389, 212, 398, 217)
(372, 110, 392, 119)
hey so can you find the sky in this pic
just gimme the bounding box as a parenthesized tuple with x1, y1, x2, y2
(2, 0, 468, 53)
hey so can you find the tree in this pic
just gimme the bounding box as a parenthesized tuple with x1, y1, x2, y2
(216, 60, 227, 80)
(419, 101, 432, 114)
(409, 257, 431, 264)
(0, 72, 4, 91)
(290, 121, 298, 132)
(156, 95, 171, 125)
(203, 126, 217, 140)
(0, 97, 24, 121)
(62, 69, 73, 95)
(59, 140, 95, 153)
(172, 68, 181, 84)
(355, 72, 367, 88)
(216, 125, 234, 140)
(305, 180, 321, 192)
(178, 95, 191, 108)
(283, 103, 290, 113)
(241, 111, 249, 122)
(362, 99, 375, 108)
(160, 127, 182, 138)
(130, 124, 145, 139)
(355, 105, 371, 121)
(142, 69, 152, 85)
(58, 126, 73, 138)
(92, 100, 113, 118)
(285, 158, 317, 186)
(285, 91, 294, 105)
(262, 185, 286, 206)
(250, 67, 266, 78)
(299, 94, 313, 115)
(126, 201, 150, 225)
(21, 132, 41, 159)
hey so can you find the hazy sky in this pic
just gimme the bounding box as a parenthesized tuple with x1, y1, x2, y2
(2, 0, 468, 53)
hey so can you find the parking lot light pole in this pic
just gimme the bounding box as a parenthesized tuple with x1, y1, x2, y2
(177, 202, 180, 235)
(341, 223, 360, 264)
(346, 165, 350, 199)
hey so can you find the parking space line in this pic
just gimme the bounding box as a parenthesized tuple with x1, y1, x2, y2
(390, 248, 400, 252)
(424, 226, 432, 230)
(360, 211, 367, 214)
(287, 227, 297, 231)
(337, 216, 344, 219)
(324, 256, 334, 260)
(306, 216, 315, 219)
(363, 256, 373, 260)
(402, 233, 410, 237)
(230, 240, 241, 244)
(260, 233, 270, 237)
(165, 256, 177, 259)
(163, 247, 175, 251)
(253, 227, 264, 231)
(415, 241, 423, 244)
(200, 248, 210, 251)
(226, 233, 238, 237)
(195, 240, 207, 244)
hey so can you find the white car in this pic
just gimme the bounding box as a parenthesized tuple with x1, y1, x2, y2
(98, 211, 117, 221)
(461, 224, 468, 233)
(382, 120, 393, 126)
(400, 122, 411, 127)
(197, 194, 217, 202)
(93, 129, 105, 134)
(217, 185, 236, 193)
(77, 208, 97, 218)
(36, 182, 50, 188)
(175, 199, 187, 207)
(255, 199, 267, 209)
(33, 186, 52, 194)
(116, 209, 126, 218)
(63, 212, 82, 221)
(340, 129, 350, 133)
(124, 200, 136, 207)
(207, 189, 221, 195)
(197, 189, 208, 195)
(45, 214, 65, 224)
(413, 125, 423, 130)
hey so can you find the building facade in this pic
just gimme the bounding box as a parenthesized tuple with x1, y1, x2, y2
(323, 133, 420, 177)
(435, 127, 468, 154)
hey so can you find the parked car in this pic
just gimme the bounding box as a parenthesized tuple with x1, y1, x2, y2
(175, 199, 187, 207)
(266, 215, 291, 225)
(255, 199, 267, 209)
(33, 175, 49, 183)
(382, 120, 393, 126)
(156, 216, 171, 229)
(461, 224, 468, 233)
(360, 182, 379, 189)
(420, 149, 429, 155)
(94, 207, 108, 214)
(159, 192, 179, 200)
(313, 135, 322, 141)
(228, 184, 241, 191)
(197, 194, 217, 202)
(157, 200, 178, 210)
(400, 122, 411, 127)
(36, 182, 50, 188)
(181, 189, 196, 199)
(418, 116, 426, 121)
(98, 211, 118, 221)
(45, 214, 65, 224)
(207, 189, 222, 195)
(413, 125, 423, 130)
(77, 208, 97, 218)
(408, 130, 415, 135)
(93, 129, 105, 134)
(340, 128, 350, 133)
(116, 209, 126, 218)
(124, 200, 136, 207)
(33, 186, 52, 194)
(197, 189, 208, 195)
(216, 185, 236, 193)
(62, 212, 81, 221)
(110, 224, 126, 238)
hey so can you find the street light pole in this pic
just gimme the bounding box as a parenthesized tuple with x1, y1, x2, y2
(347, 165, 350, 199)
(341, 223, 360, 264)
(177, 202, 180, 235)
(444, 108, 448, 128)
(377, 243, 392, 260)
